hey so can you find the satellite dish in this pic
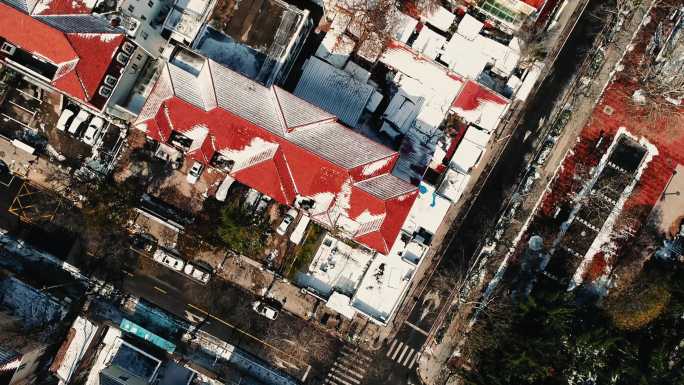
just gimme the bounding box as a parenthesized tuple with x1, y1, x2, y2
(529, 235, 544, 251)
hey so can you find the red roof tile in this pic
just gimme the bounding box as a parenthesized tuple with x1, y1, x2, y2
(0, 3, 76, 63)
(452, 80, 508, 111)
(32, 0, 94, 15)
(66, 33, 124, 101)
(137, 60, 419, 253)
(0, 3, 124, 108)
(521, 0, 546, 10)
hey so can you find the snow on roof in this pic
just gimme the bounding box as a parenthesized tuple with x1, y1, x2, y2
(326, 292, 357, 319)
(315, 31, 355, 69)
(54, 317, 98, 385)
(452, 80, 510, 132)
(450, 139, 483, 173)
(392, 11, 418, 43)
(32, 0, 96, 15)
(0, 276, 66, 329)
(441, 29, 521, 79)
(383, 89, 423, 133)
(0, 3, 126, 107)
(425, 5, 455, 32)
(463, 125, 492, 148)
(457, 13, 483, 39)
(137, 54, 418, 253)
(297, 233, 374, 297)
(438, 168, 470, 201)
(294, 56, 374, 127)
(351, 238, 415, 323)
(440, 34, 489, 79)
(411, 26, 446, 59)
(404, 182, 451, 234)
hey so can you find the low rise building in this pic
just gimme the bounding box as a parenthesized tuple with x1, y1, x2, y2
(134, 48, 418, 254)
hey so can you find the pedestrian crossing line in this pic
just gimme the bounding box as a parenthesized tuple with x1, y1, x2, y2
(391, 342, 404, 360)
(386, 339, 398, 357)
(408, 351, 420, 369)
(327, 371, 358, 385)
(402, 349, 415, 366)
(339, 348, 371, 363)
(397, 344, 410, 363)
(333, 362, 364, 380)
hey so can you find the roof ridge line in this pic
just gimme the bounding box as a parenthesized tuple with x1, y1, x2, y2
(270, 87, 288, 135)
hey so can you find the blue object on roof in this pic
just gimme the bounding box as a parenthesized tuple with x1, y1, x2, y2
(119, 319, 176, 353)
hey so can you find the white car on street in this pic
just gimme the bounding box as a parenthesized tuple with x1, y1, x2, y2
(276, 208, 298, 236)
(56, 109, 74, 131)
(183, 262, 211, 284)
(68, 109, 90, 135)
(252, 300, 279, 320)
(82, 117, 104, 146)
(153, 249, 184, 271)
(186, 161, 204, 184)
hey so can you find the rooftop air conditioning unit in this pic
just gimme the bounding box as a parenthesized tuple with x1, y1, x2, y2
(126, 19, 140, 37)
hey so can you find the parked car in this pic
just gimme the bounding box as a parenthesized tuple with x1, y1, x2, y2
(183, 262, 211, 284)
(56, 109, 74, 131)
(252, 300, 280, 320)
(243, 189, 261, 209)
(82, 117, 104, 146)
(276, 208, 298, 236)
(130, 233, 156, 254)
(153, 249, 184, 271)
(186, 161, 204, 184)
(68, 110, 89, 135)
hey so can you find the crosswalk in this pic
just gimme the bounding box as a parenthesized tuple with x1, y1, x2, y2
(385, 339, 420, 369)
(324, 345, 372, 385)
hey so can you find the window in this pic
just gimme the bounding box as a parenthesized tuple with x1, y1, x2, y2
(136, 54, 143, 60)
(140, 14, 147, 21)
(147, 0, 153, 6)
(127, 4, 135, 12)
(142, 31, 149, 40)
(1, 42, 16, 54)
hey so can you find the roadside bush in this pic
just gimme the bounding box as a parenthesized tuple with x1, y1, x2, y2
(217, 205, 268, 256)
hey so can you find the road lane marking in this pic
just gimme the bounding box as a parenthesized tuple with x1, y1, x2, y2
(153, 286, 167, 294)
(186, 303, 309, 366)
(403, 320, 430, 336)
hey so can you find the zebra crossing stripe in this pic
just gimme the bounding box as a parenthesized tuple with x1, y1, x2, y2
(397, 345, 410, 363)
(391, 342, 404, 360)
(333, 362, 364, 380)
(328, 371, 360, 385)
(386, 340, 398, 357)
(402, 349, 415, 366)
(408, 351, 420, 369)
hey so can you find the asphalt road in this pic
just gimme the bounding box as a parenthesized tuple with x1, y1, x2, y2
(363, 1, 606, 384)
(121, 253, 341, 384)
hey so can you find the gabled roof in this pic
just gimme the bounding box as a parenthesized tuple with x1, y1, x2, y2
(0, 3, 126, 107)
(0, 3, 77, 63)
(136, 56, 419, 253)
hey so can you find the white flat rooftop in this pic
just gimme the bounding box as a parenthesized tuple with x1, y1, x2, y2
(296, 233, 374, 297)
(404, 183, 451, 235)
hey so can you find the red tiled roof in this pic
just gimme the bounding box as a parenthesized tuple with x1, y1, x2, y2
(136, 60, 419, 253)
(521, 0, 546, 10)
(0, 3, 76, 63)
(66, 33, 125, 101)
(0, 3, 124, 108)
(452, 80, 508, 111)
(32, 0, 94, 15)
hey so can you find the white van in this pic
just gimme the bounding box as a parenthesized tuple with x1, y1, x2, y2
(56, 109, 74, 131)
(68, 110, 89, 135)
(289, 215, 310, 245)
(82, 117, 104, 146)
